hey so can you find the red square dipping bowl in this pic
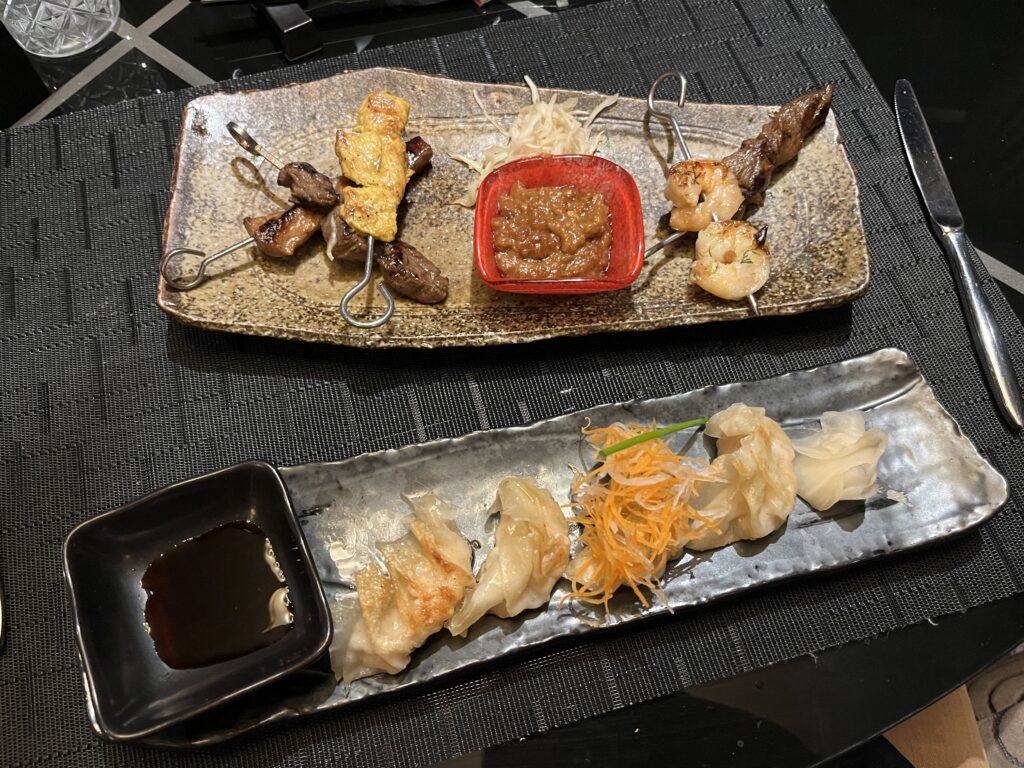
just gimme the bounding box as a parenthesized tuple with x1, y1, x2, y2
(474, 154, 645, 294)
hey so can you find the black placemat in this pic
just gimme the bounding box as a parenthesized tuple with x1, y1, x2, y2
(2, 0, 1023, 765)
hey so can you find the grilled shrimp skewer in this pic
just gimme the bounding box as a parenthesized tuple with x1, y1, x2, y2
(664, 159, 744, 233)
(646, 75, 836, 314)
(663, 158, 761, 311)
(646, 73, 760, 313)
(691, 221, 770, 301)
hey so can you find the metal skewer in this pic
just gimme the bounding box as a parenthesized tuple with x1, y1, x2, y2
(162, 123, 395, 329)
(160, 237, 255, 290)
(646, 71, 759, 316)
(160, 123, 286, 291)
(644, 230, 685, 259)
(339, 236, 395, 328)
(647, 71, 692, 162)
(226, 121, 287, 171)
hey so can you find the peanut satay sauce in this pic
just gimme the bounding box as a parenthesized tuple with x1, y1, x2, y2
(491, 182, 612, 279)
(142, 521, 293, 669)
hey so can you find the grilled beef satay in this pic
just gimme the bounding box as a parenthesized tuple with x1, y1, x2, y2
(243, 206, 324, 259)
(376, 241, 448, 304)
(322, 208, 449, 304)
(240, 161, 336, 258)
(722, 83, 835, 207)
(405, 136, 433, 175)
(322, 209, 448, 304)
(321, 210, 365, 262)
(277, 162, 339, 210)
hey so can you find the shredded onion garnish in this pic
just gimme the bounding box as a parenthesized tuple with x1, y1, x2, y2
(567, 421, 715, 610)
(449, 76, 618, 207)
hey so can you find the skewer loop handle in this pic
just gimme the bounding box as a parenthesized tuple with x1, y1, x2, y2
(226, 121, 286, 171)
(647, 71, 692, 161)
(160, 236, 255, 291)
(339, 236, 396, 329)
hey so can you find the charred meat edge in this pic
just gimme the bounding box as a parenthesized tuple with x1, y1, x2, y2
(722, 83, 835, 207)
(405, 136, 433, 175)
(322, 211, 449, 304)
(376, 240, 449, 304)
(243, 206, 324, 259)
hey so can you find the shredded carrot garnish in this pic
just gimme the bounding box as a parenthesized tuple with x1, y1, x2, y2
(568, 421, 714, 610)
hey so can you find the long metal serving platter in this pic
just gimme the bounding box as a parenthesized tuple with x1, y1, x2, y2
(142, 348, 1006, 745)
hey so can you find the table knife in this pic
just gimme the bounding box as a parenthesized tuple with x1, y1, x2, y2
(894, 79, 1024, 429)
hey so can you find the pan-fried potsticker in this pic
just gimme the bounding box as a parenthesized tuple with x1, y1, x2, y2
(333, 493, 474, 683)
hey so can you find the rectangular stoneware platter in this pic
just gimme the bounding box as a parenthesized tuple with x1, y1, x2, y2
(159, 67, 869, 348)
(124, 349, 1005, 745)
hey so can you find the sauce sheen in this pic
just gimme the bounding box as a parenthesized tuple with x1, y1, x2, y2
(142, 521, 292, 669)
(491, 182, 612, 279)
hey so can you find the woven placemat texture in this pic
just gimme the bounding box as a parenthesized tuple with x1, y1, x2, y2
(3, 0, 1024, 765)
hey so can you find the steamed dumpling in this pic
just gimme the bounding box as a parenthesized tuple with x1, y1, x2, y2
(688, 404, 797, 551)
(447, 478, 569, 637)
(333, 493, 474, 683)
(792, 411, 887, 511)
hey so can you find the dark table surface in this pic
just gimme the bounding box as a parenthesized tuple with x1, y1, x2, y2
(2, 1, 1022, 766)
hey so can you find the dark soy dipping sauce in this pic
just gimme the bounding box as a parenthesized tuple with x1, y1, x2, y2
(142, 521, 292, 669)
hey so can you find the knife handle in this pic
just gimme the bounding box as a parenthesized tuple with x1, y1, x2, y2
(939, 228, 1024, 429)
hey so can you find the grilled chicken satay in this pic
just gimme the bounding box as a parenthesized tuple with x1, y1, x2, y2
(335, 91, 414, 242)
(270, 133, 429, 213)
(321, 141, 449, 304)
(357, 90, 411, 135)
(722, 83, 835, 207)
(243, 206, 324, 259)
(265, 133, 427, 214)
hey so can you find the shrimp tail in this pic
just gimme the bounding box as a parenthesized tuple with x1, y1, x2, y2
(755, 225, 769, 247)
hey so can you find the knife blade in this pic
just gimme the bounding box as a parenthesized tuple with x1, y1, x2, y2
(895, 79, 1024, 429)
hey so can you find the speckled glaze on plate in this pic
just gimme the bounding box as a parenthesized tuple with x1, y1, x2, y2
(158, 67, 869, 348)
(136, 349, 1005, 746)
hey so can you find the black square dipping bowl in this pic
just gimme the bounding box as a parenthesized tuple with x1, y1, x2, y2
(63, 461, 332, 741)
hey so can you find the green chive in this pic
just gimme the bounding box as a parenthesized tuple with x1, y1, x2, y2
(598, 417, 710, 458)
